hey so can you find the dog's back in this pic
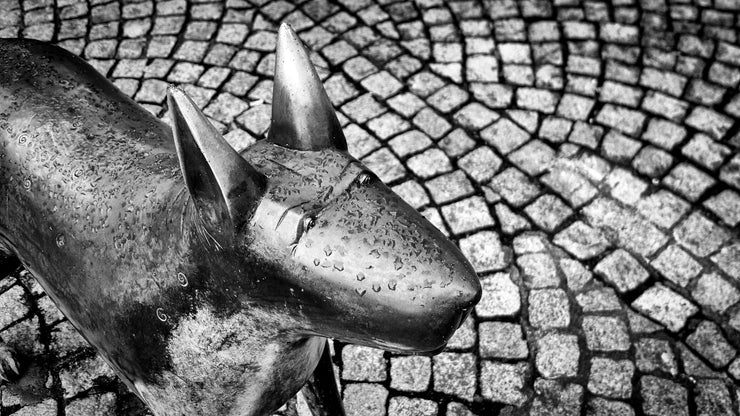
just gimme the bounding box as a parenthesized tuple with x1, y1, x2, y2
(0, 38, 190, 387)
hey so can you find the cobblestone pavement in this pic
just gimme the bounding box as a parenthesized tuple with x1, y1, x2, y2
(1, 0, 740, 415)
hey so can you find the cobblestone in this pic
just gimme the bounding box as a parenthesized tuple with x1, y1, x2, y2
(695, 379, 734, 416)
(651, 245, 702, 288)
(635, 190, 690, 230)
(553, 221, 609, 259)
(673, 212, 730, 257)
(663, 163, 716, 202)
(594, 249, 648, 293)
(517, 253, 559, 289)
(459, 231, 507, 274)
(388, 397, 437, 416)
(343, 383, 388, 416)
(528, 289, 570, 329)
(632, 285, 698, 332)
(530, 380, 582, 416)
(587, 358, 634, 399)
(692, 272, 740, 314)
(390, 356, 430, 392)
(4, 2, 740, 415)
(475, 272, 520, 318)
(524, 194, 572, 232)
(686, 321, 736, 368)
(479, 321, 528, 359)
(342, 346, 386, 382)
(582, 316, 630, 352)
(535, 333, 579, 378)
(586, 398, 634, 416)
(489, 168, 541, 207)
(432, 353, 476, 401)
(480, 361, 528, 406)
(713, 243, 740, 279)
(635, 338, 678, 375)
(641, 376, 688, 416)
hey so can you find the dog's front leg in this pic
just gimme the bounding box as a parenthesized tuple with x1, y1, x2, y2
(299, 340, 345, 416)
(0, 338, 19, 382)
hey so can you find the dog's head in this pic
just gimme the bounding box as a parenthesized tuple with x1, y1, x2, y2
(167, 24, 481, 353)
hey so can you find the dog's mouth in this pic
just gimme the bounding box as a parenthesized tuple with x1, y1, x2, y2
(359, 305, 474, 356)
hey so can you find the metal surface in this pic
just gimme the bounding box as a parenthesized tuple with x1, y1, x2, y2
(0, 23, 481, 416)
(300, 341, 345, 416)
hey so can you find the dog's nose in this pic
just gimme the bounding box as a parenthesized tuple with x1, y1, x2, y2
(457, 304, 475, 329)
(444, 248, 483, 313)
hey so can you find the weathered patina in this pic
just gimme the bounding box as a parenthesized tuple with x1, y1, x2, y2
(0, 24, 481, 415)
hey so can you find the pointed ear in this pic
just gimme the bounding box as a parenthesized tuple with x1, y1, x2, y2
(268, 23, 347, 151)
(167, 86, 266, 237)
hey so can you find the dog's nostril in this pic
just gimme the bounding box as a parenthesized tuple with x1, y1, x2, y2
(459, 306, 473, 329)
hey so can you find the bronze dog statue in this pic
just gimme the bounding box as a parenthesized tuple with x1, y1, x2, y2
(0, 24, 481, 415)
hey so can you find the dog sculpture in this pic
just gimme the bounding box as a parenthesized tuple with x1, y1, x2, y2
(0, 24, 481, 415)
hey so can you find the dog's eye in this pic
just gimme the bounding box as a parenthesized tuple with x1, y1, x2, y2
(303, 216, 316, 231)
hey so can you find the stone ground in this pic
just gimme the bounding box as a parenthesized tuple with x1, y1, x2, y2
(1, 0, 740, 415)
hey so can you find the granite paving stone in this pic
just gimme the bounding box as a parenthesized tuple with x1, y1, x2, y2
(704, 190, 740, 226)
(489, 169, 540, 207)
(509, 140, 555, 176)
(390, 356, 431, 392)
(694, 379, 734, 416)
(663, 163, 716, 202)
(529, 380, 583, 416)
(387, 397, 437, 416)
(594, 249, 649, 293)
(712, 242, 740, 279)
(673, 212, 731, 257)
(481, 118, 530, 154)
(586, 398, 635, 416)
(475, 271, 521, 319)
(524, 194, 573, 232)
(65, 393, 117, 416)
(640, 376, 688, 416)
(535, 332, 580, 378)
(480, 361, 529, 406)
(343, 383, 388, 416)
(528, 289, 570, 329)
(686, 321, 736, 368)
(677, 344, 724, 378)
(446, 317, 476, 350)
(692, 272, 740, 314)
(553, 221, 609, 259)
(541, 166, 597, 207)
(495, 203, 531, 235)
(635, 190, 690, 229)
(479, 321, 528, 359)
(458, 231, 508, 274)
(632, 284, 698, 332)
(583, 198, 668, 257)
(342, 346, 386, 382)
(441, 196, 495, 235)
(432, 353, 476, 401)
(587, 358, 634, 399)
(517, 253, 559, 289)
(582, 316, 630, 352)
(457, 147, 502, 184)
(720, 154, 740, 190)
(389, 131, 433, 157)
(635, 338, 678, 375)
(632, 146, 673, 177)
(650, 245, 702, 287)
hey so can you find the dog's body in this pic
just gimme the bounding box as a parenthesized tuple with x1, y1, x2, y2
(0, 26, 480, 415)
